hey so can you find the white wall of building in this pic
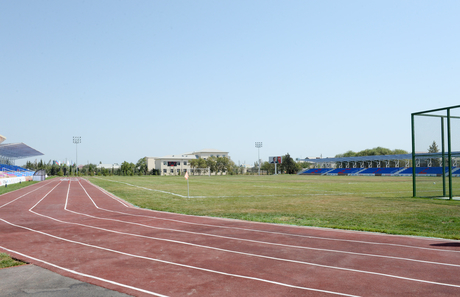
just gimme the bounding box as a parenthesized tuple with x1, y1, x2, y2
(146, 149, 229, 176)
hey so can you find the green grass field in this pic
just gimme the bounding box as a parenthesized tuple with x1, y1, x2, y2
(87, 175, 460, 240)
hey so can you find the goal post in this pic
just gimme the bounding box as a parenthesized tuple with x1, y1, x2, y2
(411, 105, 460, 199)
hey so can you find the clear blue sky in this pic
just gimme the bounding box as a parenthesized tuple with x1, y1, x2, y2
(2, 1, 459, 166)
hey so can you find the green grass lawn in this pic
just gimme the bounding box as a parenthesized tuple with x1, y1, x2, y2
(88, 175, 460, 240)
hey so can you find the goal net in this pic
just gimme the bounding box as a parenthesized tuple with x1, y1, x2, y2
(412, 105, 460, 199)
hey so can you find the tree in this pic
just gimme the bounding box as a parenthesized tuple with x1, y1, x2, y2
(189, 159, 198, 174)
(428, 141, 440, 167)
(428, 141, 439, 153)
(206, 156, 217, 174)
(334, 147, 409, 168)
(281, 153, 299, 174)
(136, 157, 148, 175)
(216, 156, 232, 175)
(225, 158, 238, 175)
(197, 158, 207, 169)
(261, 161, 275, 174)
(121, 161, 135, 176)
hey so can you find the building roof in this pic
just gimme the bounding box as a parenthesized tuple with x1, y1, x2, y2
(154, 154, 198, 160)
(191, 149, 229, 154)
(0, 143, 44, 159)
(148, 149, 229, 160)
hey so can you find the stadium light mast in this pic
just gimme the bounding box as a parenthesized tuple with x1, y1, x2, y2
(255, 142, 262, 175)
(73, 136, 81, 176)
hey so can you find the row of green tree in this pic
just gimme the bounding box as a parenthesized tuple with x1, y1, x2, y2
(258, 153, 306, 174)
(22, 154, 307, 177)
(334, 147, 409, 158)
(23, 158, 150, 177)
(332, 147, 409, 168)
(189, 156, 239, 175)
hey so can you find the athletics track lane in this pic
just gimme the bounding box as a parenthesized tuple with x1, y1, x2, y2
(1, 179, 460, 296)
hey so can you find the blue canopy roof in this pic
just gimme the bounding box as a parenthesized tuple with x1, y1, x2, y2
(0, 143, 44, 160)
(299, 152, 460, 164)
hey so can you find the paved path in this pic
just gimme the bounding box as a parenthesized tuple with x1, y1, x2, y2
(0, 264, 131, 296)
(1, 178, 460, 296)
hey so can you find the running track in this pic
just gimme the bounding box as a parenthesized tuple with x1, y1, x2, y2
(1, 178, 460, 296)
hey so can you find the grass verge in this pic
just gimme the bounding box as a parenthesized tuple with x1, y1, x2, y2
(0, 253, 26, 269)
(0, 181, 39, 196)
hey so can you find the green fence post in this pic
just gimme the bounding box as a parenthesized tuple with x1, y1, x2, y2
(411, 113, 416, 198)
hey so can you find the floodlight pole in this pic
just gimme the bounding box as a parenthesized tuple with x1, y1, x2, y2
(255, 142, 262, 175)
(73, 136, 81, 176)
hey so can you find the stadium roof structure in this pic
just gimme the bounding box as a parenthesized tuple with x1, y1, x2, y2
(298, 152, 460, 164)
(0, 143, 44, 160)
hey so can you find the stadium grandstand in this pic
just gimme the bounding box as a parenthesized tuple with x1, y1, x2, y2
(298, 152, 460, 177)
(0, 134, 44, 186)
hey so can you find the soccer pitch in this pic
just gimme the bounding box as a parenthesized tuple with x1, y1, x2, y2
(88, 175, 460, 240)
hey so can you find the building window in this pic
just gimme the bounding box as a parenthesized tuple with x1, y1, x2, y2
(184, 169, 187, 173)
(177, 169, 181, 174)
(178, 162, 181, 165)
(184, 161, 187, 165)
(163, 169, 166, 173)
(163, 161, 167, 165)
(170, 169, 174, 173)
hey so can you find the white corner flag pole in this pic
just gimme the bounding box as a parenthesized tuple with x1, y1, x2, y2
(185, 172, 189, 198)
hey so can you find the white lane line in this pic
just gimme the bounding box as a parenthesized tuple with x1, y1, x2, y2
(0, 179, 55, 209)
(1, 220, 359, 296)
(0, 245, 169, 297)
(86, 178, 460, 254)
(22, 179, 362, 297)
(78, 180, 460, 268)
(58, 180, 460, 288)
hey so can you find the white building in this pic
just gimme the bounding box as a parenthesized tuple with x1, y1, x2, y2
(96, 163, 120, 170)
(146, 149, 229, 176)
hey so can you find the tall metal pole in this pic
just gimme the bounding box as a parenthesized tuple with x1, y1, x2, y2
(441, 116, 446, 197)
(411, 114, 416, 197)
(255, 142, 262, 175)
(73, 136, 81, 176)
(447, 109, 453, 200)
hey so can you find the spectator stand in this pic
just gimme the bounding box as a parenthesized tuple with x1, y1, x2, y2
(0, 141, 44, 186)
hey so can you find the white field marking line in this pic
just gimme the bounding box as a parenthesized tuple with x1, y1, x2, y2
(70, 181, 460, 271)
(6, 182, 360, 297)
(93, 177, 271, 199)
(0, 179, 54, 209)
(83, 180, 131, 207)
(84, 179, 460, 255)
(0, 245, 168, 297)
(94, 177, 413, 200)
(94, 177, 411, 199)
(95, 178, 189, 198)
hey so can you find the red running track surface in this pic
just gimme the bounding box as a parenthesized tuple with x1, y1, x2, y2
(1, 178, 460, 296)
